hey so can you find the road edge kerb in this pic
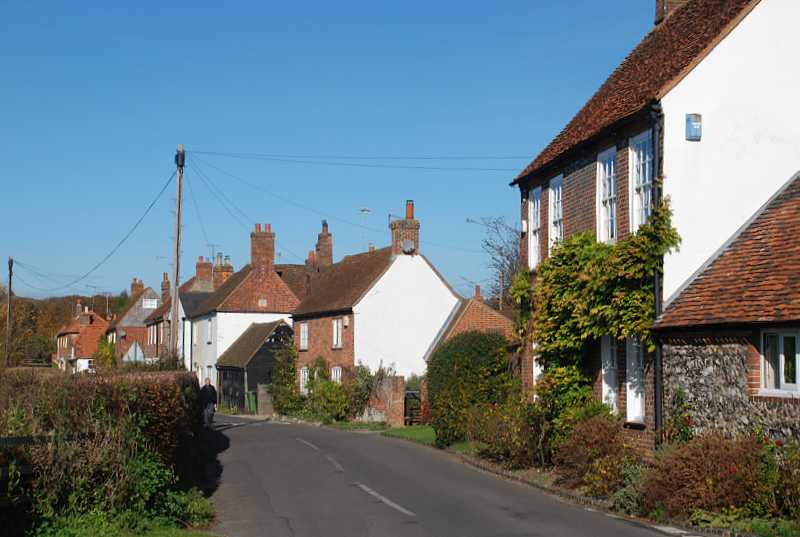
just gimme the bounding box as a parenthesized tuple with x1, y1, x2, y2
(455, 453, 760, 537)
(375, 431, 758, 537)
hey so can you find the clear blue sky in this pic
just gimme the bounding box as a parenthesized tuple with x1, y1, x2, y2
(0, 1, 653, 299)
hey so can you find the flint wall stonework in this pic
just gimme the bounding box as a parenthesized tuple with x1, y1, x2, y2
(662, 333, 800, 440)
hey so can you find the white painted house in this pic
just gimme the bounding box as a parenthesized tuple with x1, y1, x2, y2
(186, 224, 301, 387)
(659, 0, 800, 300)
(292, 201, 461, 381)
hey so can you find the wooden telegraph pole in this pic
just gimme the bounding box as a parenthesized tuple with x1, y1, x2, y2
(5, 257, 12, 368)
(170, 146, 185, 363)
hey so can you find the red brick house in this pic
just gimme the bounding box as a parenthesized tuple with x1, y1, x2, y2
(512, 0, 799, 450)
(291, 201, 461, 392)
(433, 285, 516, 348)
(187, 223, 305, 386)
(55, 301, 109, 373)
(653, 172, 800, 439)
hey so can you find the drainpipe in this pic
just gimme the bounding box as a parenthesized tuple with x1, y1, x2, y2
(650, 101, 665, 441)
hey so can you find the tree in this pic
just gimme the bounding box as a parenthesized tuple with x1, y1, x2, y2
(94, 338, 116, 369)
(477, 217, 521, 311)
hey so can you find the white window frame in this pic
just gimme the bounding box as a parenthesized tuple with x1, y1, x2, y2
(601, 335, 619, 413)
(596, 147, 617, 244)
(548, 175, 564, 253)
(332, 318, 343, 349)
(761, 331, 799, 394)
(142, 298, 158, 309)
(331, 366, 342, 384)
(300, 366, 309, 395)
(625, 337, 646, 423)
(629, 130, 654, 232)
(299, 322, 309, 351)
(528, 186, 542, 269)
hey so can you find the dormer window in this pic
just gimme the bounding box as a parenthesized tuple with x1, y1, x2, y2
(142, 298, 158, 309)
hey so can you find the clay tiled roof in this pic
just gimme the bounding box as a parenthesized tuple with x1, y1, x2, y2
(655, 172, 800, 329)
(144, 278, 203, 324)
(192, 265, 253, 317)
(144, 301, 170, 325)
(514, 0, 757, 183)
(293, 247, 393, 317)
(217, 320, 288, 369)
(275, 264, 310, 300)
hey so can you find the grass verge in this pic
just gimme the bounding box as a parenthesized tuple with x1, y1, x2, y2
(329, 421, 388, 431)
(382, 425, 436, 445)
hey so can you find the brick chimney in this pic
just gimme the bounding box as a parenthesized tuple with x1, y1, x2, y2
(131, 277, 144, 296)
(474, 285, 481, 299)
(213, 254, 234, 288)
(251, 223, 275, 273)
(196, 256, 212, 283)
(655, 0, 688, 24)
(390, 200, 420, 256)
(161, 272, 170, 304)
(305, 250, 317, 270)
(315, 220, 333, 267)
(75, 298, 82, 317)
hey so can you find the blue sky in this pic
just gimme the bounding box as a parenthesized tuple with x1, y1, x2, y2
(0, 1, 653, 299)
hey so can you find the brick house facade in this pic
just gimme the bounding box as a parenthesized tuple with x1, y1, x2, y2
(512, 0, 787, 452)
(106, 278, 161, 363)
(55, 301, 109, 373)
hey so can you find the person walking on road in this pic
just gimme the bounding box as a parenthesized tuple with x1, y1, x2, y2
(200, 377, 217, 428)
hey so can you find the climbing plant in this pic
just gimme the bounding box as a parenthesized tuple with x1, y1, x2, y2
(526, 199, 680, 368)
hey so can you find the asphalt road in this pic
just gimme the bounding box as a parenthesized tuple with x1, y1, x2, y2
(208, 418, 661, 537)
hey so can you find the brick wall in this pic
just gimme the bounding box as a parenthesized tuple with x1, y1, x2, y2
(222, 271, 300, 313)
(294, 313, 355, 377)
(368, 375, 406, 427)
(446, 299, 515, 343)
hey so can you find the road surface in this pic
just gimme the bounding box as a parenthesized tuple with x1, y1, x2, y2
(207, 418, 661, 537)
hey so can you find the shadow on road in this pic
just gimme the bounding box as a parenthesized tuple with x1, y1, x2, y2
(192, 425, 231, 497)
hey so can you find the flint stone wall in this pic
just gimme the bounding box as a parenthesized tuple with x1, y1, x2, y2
(662, 335, 799, 440)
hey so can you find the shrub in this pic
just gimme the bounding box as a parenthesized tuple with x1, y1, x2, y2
(343, 365, 373, 419)
(306, 378, 348, 424)
(662, 388, 694, 445)
(640, 434, 775, 519)
(553, 413, 625, 491)
(427, 331, 513, 447)
(611, 461, 647, 515)
(270, 346, 302, 415)
(773, 440, 800, 520)
(467, 390, 536, 469)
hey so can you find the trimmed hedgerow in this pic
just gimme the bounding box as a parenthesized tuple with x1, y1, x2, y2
(427, 331, 513, 448)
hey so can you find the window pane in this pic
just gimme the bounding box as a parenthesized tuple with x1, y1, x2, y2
(784, 336, 797, 385)
(764, 334, 780, 389)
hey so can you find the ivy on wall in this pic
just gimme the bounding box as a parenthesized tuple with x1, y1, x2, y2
(514, 199, 681, 367)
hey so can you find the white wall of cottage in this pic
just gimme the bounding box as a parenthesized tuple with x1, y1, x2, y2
(353, 255, 460, 378)
(190, 311, 291, 388)
(661, 0, 800, 301)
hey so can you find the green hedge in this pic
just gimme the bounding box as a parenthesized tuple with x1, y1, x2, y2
(0, 369, 210, 535)
(427, 331, 513, 447)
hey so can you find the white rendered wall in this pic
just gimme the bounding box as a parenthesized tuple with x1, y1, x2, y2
(353, 256, 460, 378)
(192, 314, 218, 386)
(661, 0, 800, 301)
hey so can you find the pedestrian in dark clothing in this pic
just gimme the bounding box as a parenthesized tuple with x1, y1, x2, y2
(200, 377, 217, 428)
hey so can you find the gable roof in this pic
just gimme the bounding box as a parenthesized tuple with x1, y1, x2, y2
(428, 296, 516, 358)
(655, 171, 800, 329)
(143, 277, 207, 324)
(293, 247, 393, 317)
(192, 265, 252, 317)
(513, 0, 758, 183)
(107, 288, 150, 330)
(181, 291, 213, 318)
(275, 263, 310, 300)
(216, 320, 288, 368)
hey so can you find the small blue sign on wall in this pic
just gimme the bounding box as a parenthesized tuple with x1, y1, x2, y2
(686, 113, 702, 141)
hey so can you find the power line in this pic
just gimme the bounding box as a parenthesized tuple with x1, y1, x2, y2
(190, 160, 304, 262)
(191, 155, 484, 255)
(17, 171, 175, 293)
(190, 149, 528, 162)
(187, 150, 518, 172)
(186, 168, 211, 246)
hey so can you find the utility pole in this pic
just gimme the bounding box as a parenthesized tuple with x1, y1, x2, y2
(170, 145, 185, 362)
(5, 257, 12, 368)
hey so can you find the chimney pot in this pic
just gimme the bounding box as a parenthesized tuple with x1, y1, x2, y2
(265, 223, 271, 232)
(405, 200, 415, 220)
(475, 285, 481, 298)
(322, 220, 328, 233)
(255, 223, 261, 233)
(315, 220, 333, 267)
